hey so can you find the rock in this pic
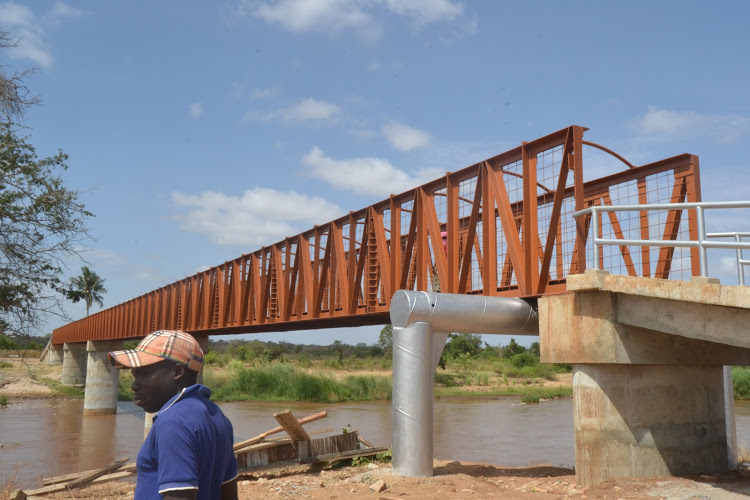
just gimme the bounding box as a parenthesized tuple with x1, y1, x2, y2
(240, 480, 251, 486)
(367, 463, 379, 469)
(369, 479, 387, 493)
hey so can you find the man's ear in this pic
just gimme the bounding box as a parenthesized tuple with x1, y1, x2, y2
(172, 362, 186, 382)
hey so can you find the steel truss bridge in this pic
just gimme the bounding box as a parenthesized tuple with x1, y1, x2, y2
(52, 125, 702, 344)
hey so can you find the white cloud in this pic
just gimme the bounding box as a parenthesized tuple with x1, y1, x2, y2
(632, 106, 750, 144)
(302, 146, 443, 197)
(245, 97, 341, 123)
(382, 121, 430, 151)
(188, 102, 203, 119)
(0, 2, 81, 69)
(239, 0, 467, 36)
(171, 188, 343, 246)
(251, 87, 277, 100)
(381, 0, 462, 24)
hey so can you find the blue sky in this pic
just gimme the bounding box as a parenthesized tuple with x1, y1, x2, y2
(2, 0, 750, 346)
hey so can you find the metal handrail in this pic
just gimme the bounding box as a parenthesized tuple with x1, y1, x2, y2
(572, 201, 750, 279)
(706, 232, 750, 285)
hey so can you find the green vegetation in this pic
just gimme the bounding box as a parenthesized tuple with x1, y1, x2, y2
(193, 329, 572, 404)
(67, 266, 107, 317)
(0, 395, 8, 406)
(733, 366, 750, 400)
(118, 370, 134, 401)
(0, 360, 12, 369)
(351, 449, 392, 466)
(205, 363, 391, 403)
(39, 377, 85, 398)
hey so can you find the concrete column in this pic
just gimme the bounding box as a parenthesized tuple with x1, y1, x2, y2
(83, 340, 122, 416)
(195, 335, 210, 385)
(62, 342, 88, 386)
(724, 366, 737, 469)
(48, 343, 64, 366)
(573, 364, 728, 486)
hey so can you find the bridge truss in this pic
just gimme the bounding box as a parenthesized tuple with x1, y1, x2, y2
(52, 125, 701, 343)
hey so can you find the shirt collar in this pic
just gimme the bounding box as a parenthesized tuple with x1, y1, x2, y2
(153, 384, 212, 420)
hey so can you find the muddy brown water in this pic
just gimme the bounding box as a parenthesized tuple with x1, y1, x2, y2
(3, 398, 750, 487)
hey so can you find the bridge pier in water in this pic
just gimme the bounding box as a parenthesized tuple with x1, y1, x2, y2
(83, 340, 122, 416)
(62, 342, 87, 386)
(540, 270, 750, 486)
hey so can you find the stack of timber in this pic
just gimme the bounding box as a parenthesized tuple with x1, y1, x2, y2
(235, 409, 388, 473)
(11, 409, 387, 498)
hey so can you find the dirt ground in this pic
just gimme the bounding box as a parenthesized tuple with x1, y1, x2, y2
(0, 355, 59, 399)
(17, 459, 750, 500)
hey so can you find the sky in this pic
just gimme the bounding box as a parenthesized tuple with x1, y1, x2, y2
(2, 0, 750, 347)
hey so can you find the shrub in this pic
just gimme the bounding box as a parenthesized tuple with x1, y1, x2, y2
(510, 352, 538, 368)
(733, 366, 750, 399)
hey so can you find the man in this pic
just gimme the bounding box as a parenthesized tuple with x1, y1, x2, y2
(108, 330, 238, 500)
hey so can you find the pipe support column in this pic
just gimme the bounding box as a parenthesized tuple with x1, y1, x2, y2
(83, 340, 122, 416)
(392, 321, 435, 477)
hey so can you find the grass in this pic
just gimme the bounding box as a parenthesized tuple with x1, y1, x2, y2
(204, 363, 392, 403)
(0, 395, 8, 406)
(39, 377, 85, 398)
(0, 361, 12, 369)
(733, 367, 750, 400)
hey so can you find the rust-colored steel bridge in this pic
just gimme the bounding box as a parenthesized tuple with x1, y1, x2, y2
(52, 125, 702, 344)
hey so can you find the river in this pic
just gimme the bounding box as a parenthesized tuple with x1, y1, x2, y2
(3, 398, 750, 487)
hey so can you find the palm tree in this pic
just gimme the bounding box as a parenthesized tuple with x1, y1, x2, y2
(68, 266, 107, 317)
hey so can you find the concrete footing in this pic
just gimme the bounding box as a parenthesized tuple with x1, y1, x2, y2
(48, 344, 64, 366)
(62, 342, 88, 386)
(83, 340, 122, 416)
(573, 364, 728, 486)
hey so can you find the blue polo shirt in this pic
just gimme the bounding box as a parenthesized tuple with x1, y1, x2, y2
(135, 384, 238, 500)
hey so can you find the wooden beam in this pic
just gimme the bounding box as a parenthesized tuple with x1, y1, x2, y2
(233, 410, 327, 451)
(274, 410, 311, 443)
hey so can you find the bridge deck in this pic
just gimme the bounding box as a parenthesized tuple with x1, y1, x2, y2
(52, 125, 701, 344)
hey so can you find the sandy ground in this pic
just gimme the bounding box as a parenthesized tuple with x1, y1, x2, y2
(0, 355, 59, 399)
(13, 459, 750, 500)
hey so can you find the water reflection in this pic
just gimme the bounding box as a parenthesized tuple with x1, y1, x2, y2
(3, 398, 750, 487)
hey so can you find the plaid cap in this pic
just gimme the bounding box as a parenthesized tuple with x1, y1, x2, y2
(108, 330, 204, 372)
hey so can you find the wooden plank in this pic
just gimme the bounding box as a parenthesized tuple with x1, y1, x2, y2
(232, 410, 327, 451)
(274, 410, 311, 442)
(43, 463, 136, 485)
(24, 458, 129, 496)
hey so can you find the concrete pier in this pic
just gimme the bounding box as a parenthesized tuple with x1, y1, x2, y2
(540, 271, 750, 486)
(573, 364, 727, 485)
(83, 340, 122, 416)
(48, 343, 64, 366)
(62, 342, 88, 386)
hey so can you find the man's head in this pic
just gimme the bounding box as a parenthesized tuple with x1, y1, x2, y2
(108, 330, 204, 413)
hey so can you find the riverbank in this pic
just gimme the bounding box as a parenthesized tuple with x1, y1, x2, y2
(7, 459, 750, 500)
(0, 355, 573, 403)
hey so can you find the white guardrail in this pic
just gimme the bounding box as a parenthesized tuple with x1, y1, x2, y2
(572, 201, 750, 284)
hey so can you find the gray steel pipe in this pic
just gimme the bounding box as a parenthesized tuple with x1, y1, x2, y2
(390, 291, 539, 477)
(390, 290, 538, 336)
(392, 322, 434, 477)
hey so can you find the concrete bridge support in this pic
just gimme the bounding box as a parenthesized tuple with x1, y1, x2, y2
(540, 271, 750, 486)
(62, 342, 88, 386)
(47, 343, 64, 366)
(83, 340, 122, 416)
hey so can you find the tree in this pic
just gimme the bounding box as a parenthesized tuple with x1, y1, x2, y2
(0, 31, 92, 351)
(0, 31, 40, 123)
(0, 124, 92, 339)
(68, 266, 107, 316)
(377, 324, 393, 357)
